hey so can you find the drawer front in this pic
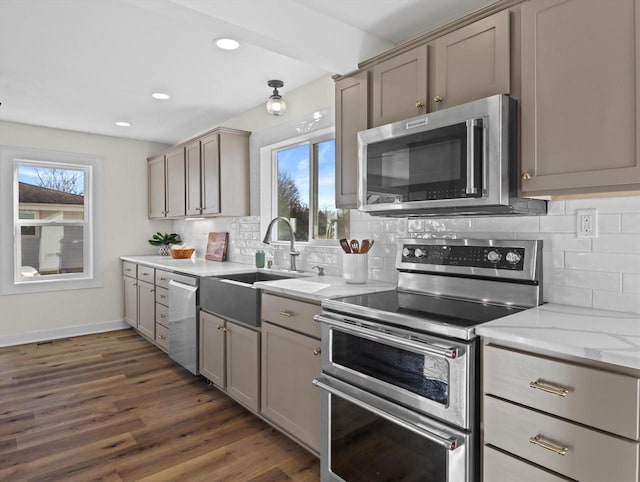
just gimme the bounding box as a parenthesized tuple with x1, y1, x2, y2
(138, 265, 155, 281)
(156, 303, 169, 328)
(484, 445, 571, 482)
(155, 287, 169, 306)
(484, 395, 640, 482)
(483, 344, 640, 440)
(261, 293, 321, 338)
(155, 269, 195, 289)
(155, 323, 169, 351)
(155, 269, 172, 289)
(122, 261, 137, 278)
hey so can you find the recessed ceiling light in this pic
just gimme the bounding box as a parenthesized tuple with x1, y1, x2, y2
(152, 92, 170, 100)
(115, 121, 131, 127)
(214, 38, 239, 50)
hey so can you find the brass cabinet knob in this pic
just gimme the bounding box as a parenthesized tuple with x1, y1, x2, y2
(415, 100, 424, 109)
(521, 171, 532, 181)
(313, 348, 321, 356)
(434, 95, 443, 103)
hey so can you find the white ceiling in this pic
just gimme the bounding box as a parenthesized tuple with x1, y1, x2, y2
(0, 0, 494, 144)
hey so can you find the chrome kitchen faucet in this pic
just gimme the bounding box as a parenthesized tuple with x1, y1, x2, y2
(262, 217, 300, 272)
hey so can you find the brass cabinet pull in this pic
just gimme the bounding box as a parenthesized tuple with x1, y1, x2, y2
(159, 294, 166, 299)
(216, 324, 228, 332)
(141, 272, 150, 276)
(529, 435, 568, 456)
(434, 95, 443, 103)
(217, 324, 223, 330)
(159, 314, 166, 319)
(521, 171, 532, 181)
(279, 310, 295, 317)
(415, 100, 425, 108)
(158, 334, 166, 340)
(160, 277, 167, 281)
(529, 379, 569, 397)
(313, 348, 321, 356)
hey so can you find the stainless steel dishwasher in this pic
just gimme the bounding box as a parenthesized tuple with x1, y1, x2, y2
(168, 274, 199, 375)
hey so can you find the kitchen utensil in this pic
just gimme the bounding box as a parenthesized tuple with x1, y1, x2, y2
(350, 240, 360, 254)
(339, 239, 352, 253)
(365, 240, 375, 253)
(360, 239, 370, 254)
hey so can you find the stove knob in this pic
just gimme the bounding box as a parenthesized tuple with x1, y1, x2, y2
(506, 251, 522, 265)
(402, 247, 413, 257)
(487, 250, 502, 263)
(414, 248, 427, 258)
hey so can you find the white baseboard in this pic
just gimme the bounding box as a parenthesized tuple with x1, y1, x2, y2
(0, 320, 129, 347)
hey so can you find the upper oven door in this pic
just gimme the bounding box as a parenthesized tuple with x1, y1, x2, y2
(317, 312, 476, 430)
(358, 94, 512, 214)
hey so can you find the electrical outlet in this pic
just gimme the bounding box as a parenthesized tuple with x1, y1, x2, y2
(576, 209, 598, 238)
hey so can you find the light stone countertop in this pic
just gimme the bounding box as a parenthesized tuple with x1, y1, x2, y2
(476, 303, 640, 371)
(120, 255, 396, 300)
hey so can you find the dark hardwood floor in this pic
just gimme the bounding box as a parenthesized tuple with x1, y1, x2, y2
(0, 329, 320, 481)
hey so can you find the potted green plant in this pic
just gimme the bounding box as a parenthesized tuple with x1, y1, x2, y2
(148, 232, 182, 256)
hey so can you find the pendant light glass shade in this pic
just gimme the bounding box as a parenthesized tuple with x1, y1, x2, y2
(266, 80, 287, 116)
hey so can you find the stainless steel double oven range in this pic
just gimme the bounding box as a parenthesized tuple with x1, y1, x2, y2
(314, 238, 542, 481)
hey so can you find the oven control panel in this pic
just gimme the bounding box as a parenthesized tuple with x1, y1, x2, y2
(401, 244, 525, 271)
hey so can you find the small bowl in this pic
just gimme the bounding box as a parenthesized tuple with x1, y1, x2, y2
(169, 247, 195, 259)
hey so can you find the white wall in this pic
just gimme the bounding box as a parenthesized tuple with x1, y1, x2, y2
(0, 121, 169, 345)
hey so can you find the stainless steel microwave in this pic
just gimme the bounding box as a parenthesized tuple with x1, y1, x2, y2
(357, 95, 546, 217)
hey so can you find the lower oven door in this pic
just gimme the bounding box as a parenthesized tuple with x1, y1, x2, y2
(314, 375, 473, 482)
(316, 312, 475, 429)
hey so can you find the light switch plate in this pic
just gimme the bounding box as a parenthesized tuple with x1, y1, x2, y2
(576, 209, 598, 237)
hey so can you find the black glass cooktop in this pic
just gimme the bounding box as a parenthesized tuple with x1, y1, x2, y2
(326, 290, 525, 336)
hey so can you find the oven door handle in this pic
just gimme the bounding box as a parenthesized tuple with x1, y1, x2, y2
(314, 314, 459, 359)
(313, 377, 461, 451)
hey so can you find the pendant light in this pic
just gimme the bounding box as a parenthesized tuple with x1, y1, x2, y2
(266, 80, 287, 116)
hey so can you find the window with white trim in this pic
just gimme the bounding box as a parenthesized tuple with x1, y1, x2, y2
(264, 132, 349, 243)
(14, 159, 93, 283)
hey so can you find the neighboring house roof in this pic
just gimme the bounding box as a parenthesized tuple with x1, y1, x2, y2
(19, 182, 84, 205)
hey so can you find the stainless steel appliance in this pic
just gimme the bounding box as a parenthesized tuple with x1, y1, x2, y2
(358, 95, 546, 217)
(168, 273, 199, 374)
(314, 238, 543, 482)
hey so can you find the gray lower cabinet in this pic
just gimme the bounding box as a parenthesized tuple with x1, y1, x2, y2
(260, 321, 322, 453)
(137, 280, 155, 341)
(482, 342, 640, 482)
(122, 265, 137, 328)
(199, 310, 260, 412)
(260, 293, 322, 453)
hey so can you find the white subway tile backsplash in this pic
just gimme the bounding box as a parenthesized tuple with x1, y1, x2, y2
(539, 215, 575, 233)
(623, 273, 640, 293)
(544, 285, 593, 307)
(173, 195, 640, 314)
(565, 252, 640, 273)
(621, 214, 640, 233)
(593, 290, 640, 313)
(592, 234, 640, 253)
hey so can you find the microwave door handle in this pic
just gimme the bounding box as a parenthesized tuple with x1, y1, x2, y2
(465, 119, 482, 195)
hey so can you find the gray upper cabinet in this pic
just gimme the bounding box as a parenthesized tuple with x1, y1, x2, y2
(165, 147, 186, 218)
(335, 71, 368, 209)
(148, 154, 166, 219)
(185, 140, 202, 216)
(520, 0, 640, 195)
(148, 127, 249, 220)
(371, 45, 428, 127)
(432, 10, 510, 111)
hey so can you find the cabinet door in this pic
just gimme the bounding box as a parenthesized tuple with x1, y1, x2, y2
(200, 133, 221, 215)
(219, 130, 250, 216)
(432, 10, 510, 110)
(165, 147, 186, 217)
(372, 45, 428, 127)
(226, 321, 260, 411)
(137, 280, 155, 340)
(261, 322, 322, 452)
(148, 154, 166, 219)
(520, 0, 640, 195)
(335, 71, 368, 209)
(123, 275, 137, 328)
(199, 311, 226, 387)
(185, 140, 202, 216)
